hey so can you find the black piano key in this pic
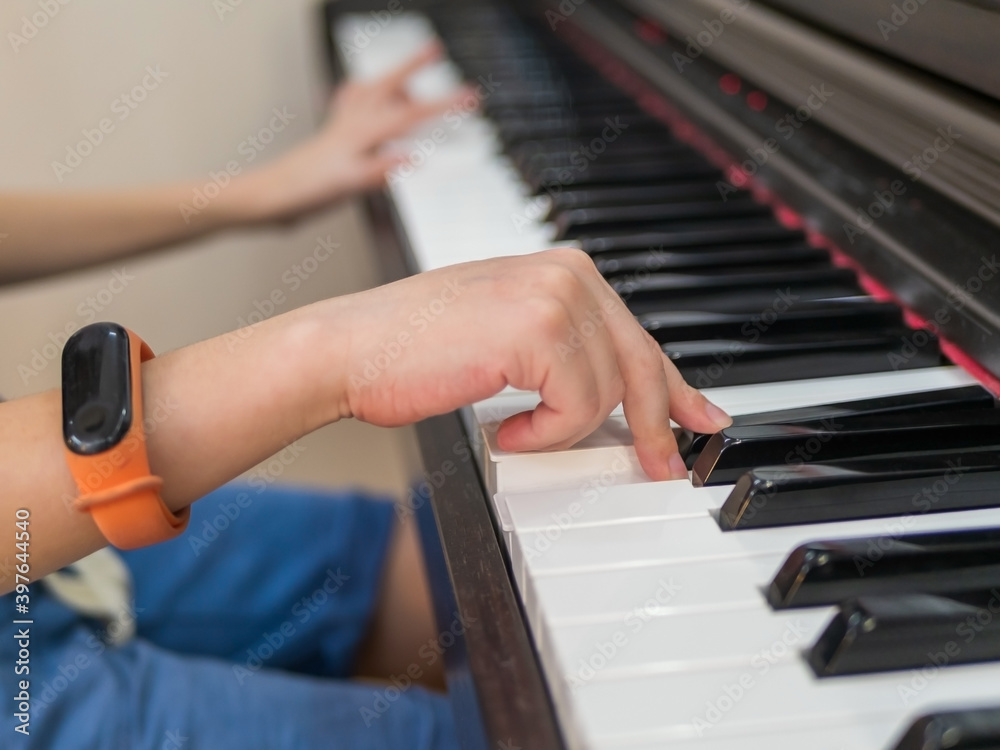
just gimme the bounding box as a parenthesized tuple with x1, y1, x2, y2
(520, 143, 694, 173)
(692, 402, 1000, 488)
(491, 102, 651, 122)
(642, 299, 904, 344)
(678, 383, 993, 462)
(891, 708, 1000, 750)
(595, 243, 829, 275)
(497, 111, 662, 135)
(546, 182, 730, 215)
(631, 287, 867, 316)
(531, 157, 718, 192)
(518, 141, 690, 172)
(717, 449, 1000, 530)
(583, 217, 805, 253)
(669, 329, 940, 390)
(808, 590, 1000, 677)
(500, 118, 669, 147)
(552, 198, 771, 239)
(768, 528, 1000, 609)
(612, 263, 860, 305)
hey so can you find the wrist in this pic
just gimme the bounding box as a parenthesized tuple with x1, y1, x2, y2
(281, 296, 356, 429)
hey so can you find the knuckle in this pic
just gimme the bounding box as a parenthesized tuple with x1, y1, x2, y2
(549, 246, 596, 272)
(534, 260, 582, 294)
(527, 296, 572, 337)
(641, 335, 667, 372)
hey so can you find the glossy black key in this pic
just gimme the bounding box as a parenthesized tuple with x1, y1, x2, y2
(499, 118, 668, 147)
(546, 182, 729, 215)
(583, 217, 805, 253)
(552, 198, 771, 239)
(531, 157, 718, 192)
(717, 449, 1000, 530)
(497, 112, 663, 138)
(808, 589, 1000, 677)
(669, 329, 940, 390)
(521, 142, 693, 174)
(634, 287, 869, 316)
(642, 299, 904, 344)
(768, 527, 1000, 609)
(518, 141, 690, 173)
(891, 708, 1000, 750)
(596, 243, 829, 276)
(491, 102, 651, 124)
(692, 402, 1000, 488)
(678, 383, 993, 461)
(612, 262, 857, 301)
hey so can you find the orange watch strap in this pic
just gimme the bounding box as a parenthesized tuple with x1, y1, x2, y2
(65, 330, 190, 549)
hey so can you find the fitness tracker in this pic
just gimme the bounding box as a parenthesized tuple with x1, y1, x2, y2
(61, 323, 189, 549)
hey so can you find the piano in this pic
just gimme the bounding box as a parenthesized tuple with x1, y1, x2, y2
(321, 1, 1000, 747)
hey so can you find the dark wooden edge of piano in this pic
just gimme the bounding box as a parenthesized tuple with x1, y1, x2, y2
(321, 4, 567, 747)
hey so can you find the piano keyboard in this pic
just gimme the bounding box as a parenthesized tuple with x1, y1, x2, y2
(332, 4, 1000, 749)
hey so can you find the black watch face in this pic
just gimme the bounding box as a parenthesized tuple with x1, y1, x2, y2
(62, 323, 133, 455)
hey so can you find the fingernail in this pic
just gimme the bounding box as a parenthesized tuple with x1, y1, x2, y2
(704, 400, 732, 429)
(667, 453, 688, 480)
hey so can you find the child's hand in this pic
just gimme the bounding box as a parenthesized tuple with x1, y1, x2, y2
(234, 44, 471, 221)
(319, 249, 732, 480)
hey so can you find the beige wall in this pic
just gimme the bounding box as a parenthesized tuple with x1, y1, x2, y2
(0, 0, 417, 497)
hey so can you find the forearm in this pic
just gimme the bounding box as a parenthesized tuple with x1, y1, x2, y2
(0, 182, 263, 283)
(0, 298, 347, 591)
(0, 249, 731, 594)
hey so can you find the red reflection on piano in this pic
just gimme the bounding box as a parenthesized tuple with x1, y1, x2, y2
(634, 18, 666, 44)
(719, 73, 741, 95)
(747, 90, 768, 111)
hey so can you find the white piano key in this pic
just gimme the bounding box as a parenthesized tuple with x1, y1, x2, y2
(700, 366, 980, 417)
(589, 714, 931, 750)
(551, 604, 831, 680)
(515, 506, 1000, 579)
(525, 556, 784, 627)
(568, 659, 1000, 744)
(334, 15, 436, 75)
(502, 479, 731, 532)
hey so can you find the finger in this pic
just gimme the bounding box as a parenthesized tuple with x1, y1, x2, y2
(495, 302, 606, 452)
(555, 290, 627, 446)
(616, 330, 687, 480)
(378, 42, 443, 94)
(496, 366, 603, 453)
(375, 87, 476, 143)
(543, 248, 731, 478)
(660, 354, 732, 434)
(539, 251, 685, 479)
